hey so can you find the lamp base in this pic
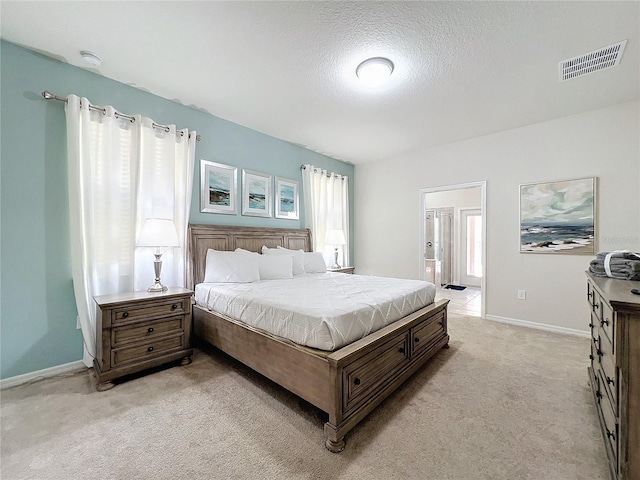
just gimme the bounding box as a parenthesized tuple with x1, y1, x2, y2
(147, 281, 168, 292)
(331, 247, 341, 270)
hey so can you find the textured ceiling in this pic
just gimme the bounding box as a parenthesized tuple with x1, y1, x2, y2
(2, 1, 639, 165)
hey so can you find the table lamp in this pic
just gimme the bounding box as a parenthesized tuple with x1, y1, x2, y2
(325, 229, 346, 269)
(137, 218, 180, 292)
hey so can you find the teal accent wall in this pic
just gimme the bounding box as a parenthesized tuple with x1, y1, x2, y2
(0, 41, 354, 380)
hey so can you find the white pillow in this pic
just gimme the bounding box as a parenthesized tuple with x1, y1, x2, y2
(204, 249, 260, 283)
(235, 248, 293, 280)
(262, 246, 306, 275)
(258, 255, 293, 280)
(303, 252, 327, 273)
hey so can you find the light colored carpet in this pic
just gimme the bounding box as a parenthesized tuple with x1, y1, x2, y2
(1, 315, 609, 480)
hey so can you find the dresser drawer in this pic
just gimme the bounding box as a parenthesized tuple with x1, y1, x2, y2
(599, 387, 619, 466)
(343, 334, 409, 415)
(411, 311, 446, 358)
(112, 298, 188, 325)
(112, 335, 183, 367)
(597, 365, 618, 416)
(111, 317, 183, 347)
(599, 301, 614, 347)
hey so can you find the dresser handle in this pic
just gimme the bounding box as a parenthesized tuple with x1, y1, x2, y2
(606, 376, 615, 386)
(148, 327, 154, 333)
(592, 303, 599, 311)
(171, 304, 178, 310)
(414, 337, 420, 343)
(601, 319, 609, 327)
(588, 323, 595, 328)
(597, 348, 603, 358)
(606, 429, 616, 441)
(588, 291, 593, 299)
(147, 346, 154, 352)
(589, 354, 594, 360)
(354, 377, 361, 385)
(399, 347, 405, 354)
(122, 311, 129, 318)
(596, 390, 602, 402)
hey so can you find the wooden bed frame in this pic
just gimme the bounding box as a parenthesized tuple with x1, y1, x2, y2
(187, 224, 449, 452)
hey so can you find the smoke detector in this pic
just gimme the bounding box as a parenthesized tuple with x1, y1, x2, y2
(80, 50, 102, 67)
(559, 40, 627, 82)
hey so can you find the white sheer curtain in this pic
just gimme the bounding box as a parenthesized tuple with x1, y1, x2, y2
(302, 165, 350, 267)
(65, 95, 196, 367)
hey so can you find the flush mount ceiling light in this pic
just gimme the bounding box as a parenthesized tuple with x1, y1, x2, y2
(80, 50, 102, 67)
(356, 57, 394, 87)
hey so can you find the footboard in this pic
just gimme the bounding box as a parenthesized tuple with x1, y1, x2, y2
(324, 299, 449, 452)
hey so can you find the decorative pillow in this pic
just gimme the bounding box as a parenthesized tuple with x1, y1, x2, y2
(235, 248, 293, 280)
(204, 249, 260, 283)
(303, 252, 327, 273)
(262, 246, 306, 275)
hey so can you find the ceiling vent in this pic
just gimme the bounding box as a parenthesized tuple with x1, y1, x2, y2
(559, 40, 627, 82)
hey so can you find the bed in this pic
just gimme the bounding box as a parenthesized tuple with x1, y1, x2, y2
(187, 224, 449, 452)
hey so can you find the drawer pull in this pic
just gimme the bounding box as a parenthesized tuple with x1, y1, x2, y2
(147, 346, 154, 352)
(606, 376, 615, 386)
(414, 337, 420, 343)
(353, 377, 361, 385)
(122, 311, 129, 318)
(596, 390, 602, 401)
(148, 327, 154, 333)
(592, 303, 599, 311)
(588, 291, 593, 299)
(399, 347, 405, 354)
(601, 319, 609, 327)
(606, 429, 616, 441)
(589, 354, 594, 360)
(171, 304, 178, 310)
(596, 348, 603, 358)
(588, 323, 595, 328)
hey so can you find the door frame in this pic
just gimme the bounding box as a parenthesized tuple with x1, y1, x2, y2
(419, 181, 487, 318)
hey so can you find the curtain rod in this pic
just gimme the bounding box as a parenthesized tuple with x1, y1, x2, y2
(300, 164, 347, 180)
(42, 91, 201, 142)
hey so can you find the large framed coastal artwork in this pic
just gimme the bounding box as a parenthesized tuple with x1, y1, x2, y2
(242, 169, 272, 217)
(520, 177, 596, 254)
(274, 177, 299, 220)
(200, 160, 237, 215)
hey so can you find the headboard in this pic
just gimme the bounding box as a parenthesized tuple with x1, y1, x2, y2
(187, 224, 312, 290)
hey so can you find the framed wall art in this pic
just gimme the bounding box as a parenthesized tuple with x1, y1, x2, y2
(242, 169, 272, 217)
(200, 160, 237, 215)
(274, 177, 299, 220)
(520, 177, 596, 254)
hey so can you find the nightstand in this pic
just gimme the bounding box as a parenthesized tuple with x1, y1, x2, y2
(93, 287, 193, 391)
(328, 266, 355, 274)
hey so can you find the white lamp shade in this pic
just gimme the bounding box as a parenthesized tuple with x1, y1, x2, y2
(325, 229, 346, 245)
(356, 57, 394, 87)
(137, 218, 180, 247)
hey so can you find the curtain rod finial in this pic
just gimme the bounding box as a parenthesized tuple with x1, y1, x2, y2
(42, 91, 54, 100)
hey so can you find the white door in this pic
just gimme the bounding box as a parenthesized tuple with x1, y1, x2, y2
(460, 208, 482, 287)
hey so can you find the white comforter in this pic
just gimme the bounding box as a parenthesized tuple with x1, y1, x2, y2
(194, 272, 436, 351)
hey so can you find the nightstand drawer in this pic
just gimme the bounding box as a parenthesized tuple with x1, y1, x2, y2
(112, 298, 187, 324)
(111, 317, 183, 347)
(112, 335, 183, 367)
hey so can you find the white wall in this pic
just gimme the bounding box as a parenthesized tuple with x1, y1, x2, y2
(354, 101, 640, 332)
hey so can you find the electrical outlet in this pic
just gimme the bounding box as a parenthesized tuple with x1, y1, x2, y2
(517, 290, 526, 300)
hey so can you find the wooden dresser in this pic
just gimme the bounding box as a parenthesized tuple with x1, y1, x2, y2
(93, 287, 193, 391)
(586, 272, 640, 480)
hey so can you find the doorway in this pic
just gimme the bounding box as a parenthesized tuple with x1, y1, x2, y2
(419, 182, 486, 318)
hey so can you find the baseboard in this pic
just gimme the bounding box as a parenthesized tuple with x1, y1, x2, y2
(0, 360, 87, 390)
(485, 314, 590, 338)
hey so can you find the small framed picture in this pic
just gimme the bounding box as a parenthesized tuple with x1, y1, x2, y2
(275, 177, 299, 220)
(242, 169, 272, 217)
(200, 160, 237, 215)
